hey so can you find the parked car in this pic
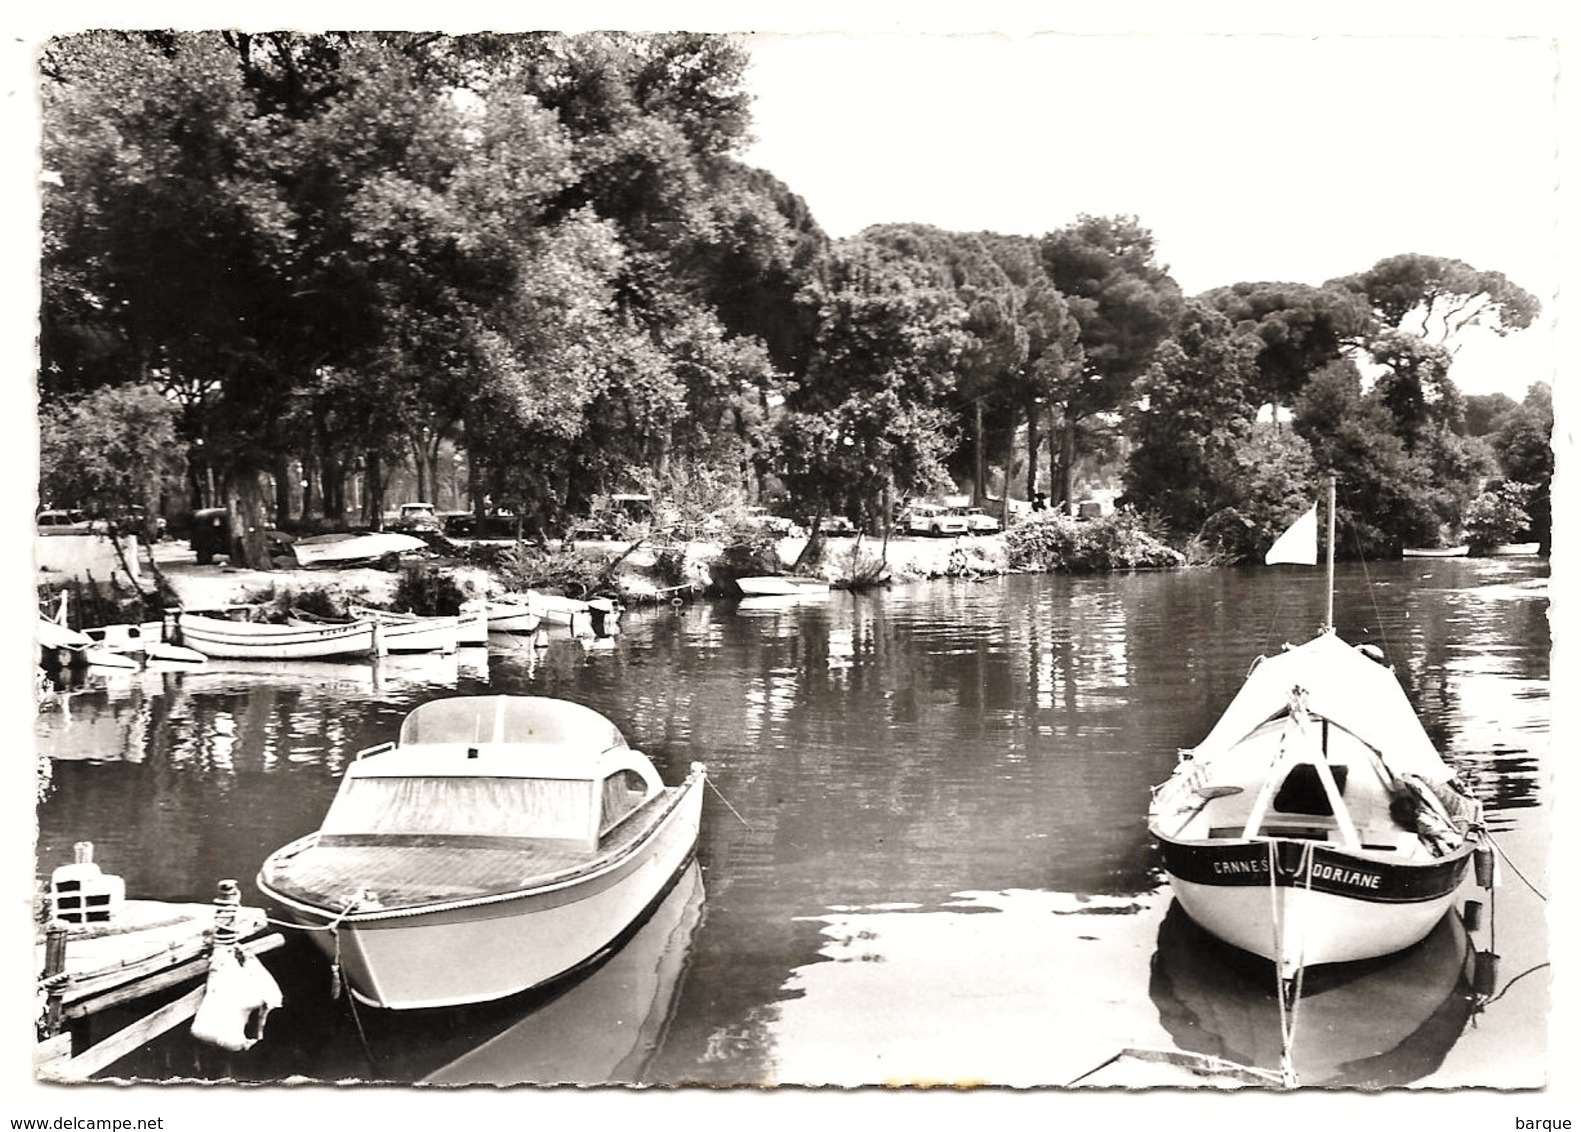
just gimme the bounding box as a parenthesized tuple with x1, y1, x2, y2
(817, 515, 857, 536)
(953, 506, 1002, 534)
(36, 508, 89, 534)
(744, 505, 803, 537)
(392, 501, 443, 534)
(900, 503, 970, 537)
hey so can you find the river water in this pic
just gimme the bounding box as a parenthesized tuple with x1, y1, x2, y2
(32, 556, 1552, 1091)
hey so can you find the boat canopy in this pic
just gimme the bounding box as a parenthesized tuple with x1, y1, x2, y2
(399, 695, 628, 753)
(1187, 631, 1453, 784)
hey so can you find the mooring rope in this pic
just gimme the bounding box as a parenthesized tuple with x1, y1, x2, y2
(1487, 834, 1547, 902)
(704, 772, 753, 831)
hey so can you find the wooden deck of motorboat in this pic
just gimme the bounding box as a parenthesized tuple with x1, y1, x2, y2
(265, 790, 681, 909)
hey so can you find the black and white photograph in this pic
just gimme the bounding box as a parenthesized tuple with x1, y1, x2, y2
(8, 4, 1572, 1126)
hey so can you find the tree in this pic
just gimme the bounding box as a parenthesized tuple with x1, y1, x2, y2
(1292, 360, 1441, 554)
(38, 382, 185, 541)
(1201, 281, 1373, 421)
(775, 239, 965, 544)
(1121, 300, 1262, 537)
(1488, 384, 1554, 551)
(1039, 215, 1184, 508)
(1332, 253, 1541, 351)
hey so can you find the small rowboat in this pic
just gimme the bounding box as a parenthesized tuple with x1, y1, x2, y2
(347, 607, 460, 654)
(257, 695, 706, 1010)
(177, 611, 379, 661)
(1401, 545, 1469, 558)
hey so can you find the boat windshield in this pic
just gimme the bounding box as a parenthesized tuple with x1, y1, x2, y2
(322, 776, 591, 841)
(399, 696, 628, 752)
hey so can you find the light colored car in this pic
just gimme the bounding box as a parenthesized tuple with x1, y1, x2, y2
(901, 503, 969, 537)
(817, 515, 857, 535)
(36, 508, 90, 534)
(393, 502, 443, 534)
(744, 506, 803, 537)
(954, 506, 1002, 534)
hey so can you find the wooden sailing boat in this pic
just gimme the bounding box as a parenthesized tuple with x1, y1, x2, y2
(1147, 478, 1486, 985)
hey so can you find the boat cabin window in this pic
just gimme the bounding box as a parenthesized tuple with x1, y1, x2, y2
(600, 769, 651, 833)
(322, 776, 592, 841)
(1272, 763, 1348, 816)
(399, 697, 627, 752)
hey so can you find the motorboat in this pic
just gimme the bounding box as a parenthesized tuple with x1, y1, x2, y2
(82, 621, 206, 665)
(525, 590, 623, 633)
(485, 597, 543, 634)
(736, 575, 831, 598)
(256, 695, 706, 1010)
(289, 531, 426, 568)
(1148, 479, 1487, 985)
(176, 610, 380, 661)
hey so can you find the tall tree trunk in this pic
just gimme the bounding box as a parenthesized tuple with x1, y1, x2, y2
(273, 454, 293, 525)
(364, 450, 385, 529)
(1024, 401, 1042, 502)
(1058, 416, 1078, 514)
(229, 469, 273, 570)
(973, 399, 985, 506)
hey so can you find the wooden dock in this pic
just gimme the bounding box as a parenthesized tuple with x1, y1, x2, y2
(35, 846, 285, 1081)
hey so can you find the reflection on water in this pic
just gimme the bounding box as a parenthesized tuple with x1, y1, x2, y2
(1148, 901, 1476, 1088)
(33, 558, 1549, 1087)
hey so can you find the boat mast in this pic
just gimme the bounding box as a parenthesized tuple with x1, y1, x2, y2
(1324, 474, 1336, 632)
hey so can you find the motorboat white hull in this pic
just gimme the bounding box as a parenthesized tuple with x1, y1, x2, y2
(178, 612, 378, 660)
(290, 532, 426, 566)
(736, 575, 831, 597)
(486, 602, 543, 633)
(1487, 542, 1540, 557)
(267, 774, 704, 1009)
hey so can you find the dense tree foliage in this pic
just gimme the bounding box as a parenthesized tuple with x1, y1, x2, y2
(36, 33, 1548, 570)
(1121, 300, 1261, 537)
(1039, 215, 1184, 507)
(1200, 281, 1372, 419)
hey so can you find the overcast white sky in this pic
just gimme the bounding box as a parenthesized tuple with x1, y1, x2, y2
(736, 29, 1562, 399)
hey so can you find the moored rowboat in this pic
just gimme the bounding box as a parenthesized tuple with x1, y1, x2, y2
(177, 611, 379, 661)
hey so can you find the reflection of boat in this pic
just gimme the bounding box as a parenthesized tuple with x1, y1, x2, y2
(1147, 900, 1474, 1087)
(1402, 545, 1469, 558)
(177, 611, 378, 660)
(1148, 479, 1486, 981)
(420, 860, 705, 1085)
(257, 695, 706, 1010)
(736, 575, 830, 598)
(289, 531, 426, 567)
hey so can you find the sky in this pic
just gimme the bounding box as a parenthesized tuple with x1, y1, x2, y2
(735, 29, 1563, 400)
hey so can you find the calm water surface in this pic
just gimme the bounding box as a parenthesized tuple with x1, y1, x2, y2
(33, 558, 1551, 1089)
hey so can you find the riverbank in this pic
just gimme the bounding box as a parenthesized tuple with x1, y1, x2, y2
(141, 530, 1009, 613)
